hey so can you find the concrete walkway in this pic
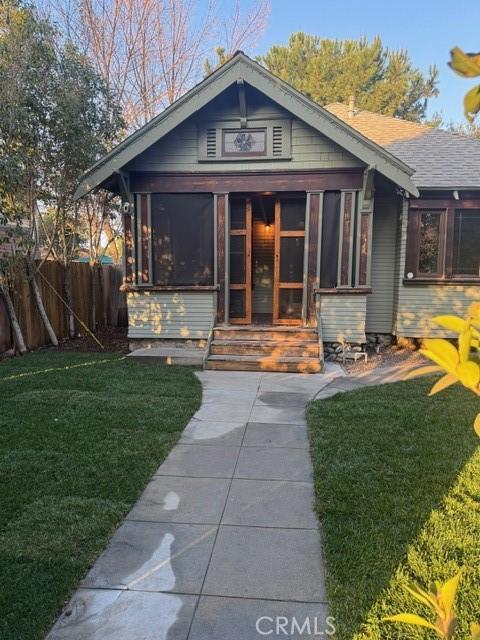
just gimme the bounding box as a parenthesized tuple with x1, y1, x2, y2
(47, 364, 344, 640)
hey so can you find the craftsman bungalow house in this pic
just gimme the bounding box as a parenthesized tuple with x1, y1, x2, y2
(75, 52, 480, 372)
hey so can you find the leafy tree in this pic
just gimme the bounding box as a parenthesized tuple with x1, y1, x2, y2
(259, 33, 439, 122)
(0, 0, 122, 345)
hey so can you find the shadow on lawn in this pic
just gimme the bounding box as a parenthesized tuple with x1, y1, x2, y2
(307, 377, 480, 640)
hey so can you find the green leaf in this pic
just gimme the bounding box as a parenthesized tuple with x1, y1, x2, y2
(449, 47, 480, 77)
(464, 85, 480, 122)
(383, 613, 439, 633)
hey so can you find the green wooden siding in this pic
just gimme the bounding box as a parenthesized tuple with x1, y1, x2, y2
(127, 291, 215, 340)
(319, 294, 367, 343)
(366, 196, 398, 334)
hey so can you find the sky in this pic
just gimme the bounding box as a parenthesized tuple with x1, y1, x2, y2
(247, 0, 480, 125)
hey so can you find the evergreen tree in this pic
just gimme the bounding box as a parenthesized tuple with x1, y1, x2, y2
(259, 33, 438, 122)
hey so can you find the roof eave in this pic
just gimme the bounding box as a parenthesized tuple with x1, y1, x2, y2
(74, 53, 418, 200)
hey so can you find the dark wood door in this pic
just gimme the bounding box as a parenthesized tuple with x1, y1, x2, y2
(273, 196, 306, 325)
(229, 197, 252, 324)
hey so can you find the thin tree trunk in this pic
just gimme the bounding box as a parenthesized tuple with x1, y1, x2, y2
(63, 263, 76, 338)
(91, 263, 97, 331)
(98, 264, 108, 328)
(0, 280, 27, 355)
(27, 260, 59, 347)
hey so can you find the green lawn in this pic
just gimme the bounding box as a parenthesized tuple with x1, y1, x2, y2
(0, 352, 201, 640)
(307, 377, 480, 640)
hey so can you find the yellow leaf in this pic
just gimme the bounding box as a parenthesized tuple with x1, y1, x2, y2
(474, 413, 480, 438)
(440, 572, 462, 618)
(421, 339, 459, 373)
(449, 47, 480, 77)
(464, 85, 480, 122)
(468, 302, 480, 321)
(383, 613, 439, 633)
(456, 361, 480, 390)
(404, 584, 438, 611)
(459, 329, 473, 362)
(429, 373, 458, 396)
(405, 365, 443, 379)
(471, 622, 480, 640)
(433, 315, 467, 333)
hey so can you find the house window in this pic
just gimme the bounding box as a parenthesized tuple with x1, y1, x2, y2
(453, 209, 480, 276)
(417, 211, 444, 276)
(151, 194, 214, 286)
(406, 202, 480, 281)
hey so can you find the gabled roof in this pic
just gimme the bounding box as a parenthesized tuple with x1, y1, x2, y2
(74, 52, 419, 200)
(326, 102, 480, 190)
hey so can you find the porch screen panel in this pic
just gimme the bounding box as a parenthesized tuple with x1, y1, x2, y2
(151, 194, 214, 286)
(320, 191, 341, 288)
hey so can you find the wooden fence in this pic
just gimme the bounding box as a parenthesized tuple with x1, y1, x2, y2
(0, 261, 127, 354)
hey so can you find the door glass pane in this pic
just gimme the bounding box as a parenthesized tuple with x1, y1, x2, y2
(229, 289, 246, 318)
(279, 289, 302, 319)
(230, 235, 246, 284)
(453, 209, 480, 276)
(280, 198, 305, 230)
(280, 237, 304, 282)
(418, 211, 441, 274)
(230, 199, 246, 230)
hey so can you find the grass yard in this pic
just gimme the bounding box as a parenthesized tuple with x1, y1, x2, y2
(0, 352, 202, 640)
(307, 377, 480, 640)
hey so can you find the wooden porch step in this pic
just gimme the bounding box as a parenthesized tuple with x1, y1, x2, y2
(206, 354, 322, 373)
(210, 340, 319, 358)
(213, 327, 317, 343)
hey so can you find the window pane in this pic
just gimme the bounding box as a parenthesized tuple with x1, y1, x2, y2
(151, 194, 213, 285)
(230, 235, 246, 284)
(230, 199, 246, 230)
(229, 290, 246, 318)
(278, 289, 302, 319)
(320, 191, 341, 288)
(418, 211, 441, 274)
(280, 198, 305, 230)
(453, 209, 480, 276)
(280, 237, 304, 282)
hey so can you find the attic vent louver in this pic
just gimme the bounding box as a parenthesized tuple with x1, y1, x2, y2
(206, 128, 217, 157)
(272, 126, 283, 156)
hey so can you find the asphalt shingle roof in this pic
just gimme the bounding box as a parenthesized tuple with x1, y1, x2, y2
(325, 102, 480, 189)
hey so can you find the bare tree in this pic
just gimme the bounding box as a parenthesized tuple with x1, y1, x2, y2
(48, 0, 271, 130)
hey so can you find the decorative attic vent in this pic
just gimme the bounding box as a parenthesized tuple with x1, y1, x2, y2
(199, 119, 291, 161)
(206, 128, 217, 157)
(272, 126, 283, 156)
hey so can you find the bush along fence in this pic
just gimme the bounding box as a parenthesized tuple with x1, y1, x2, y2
(0, 260, 127, 356)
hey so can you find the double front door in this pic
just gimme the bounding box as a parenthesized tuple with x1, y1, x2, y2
(228, 195, 306, 325)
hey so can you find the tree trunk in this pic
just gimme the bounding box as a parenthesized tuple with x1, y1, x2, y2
(91, 263, 97, 331)
(0, 281, 27, 355)
(63, 263, 76, 338)
(98, 264, 108, 328)
(27, 260, 59, 347)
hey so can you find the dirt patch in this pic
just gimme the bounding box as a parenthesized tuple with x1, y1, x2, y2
(341, 344, 427, 375)
(54, 328, 129, 353)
